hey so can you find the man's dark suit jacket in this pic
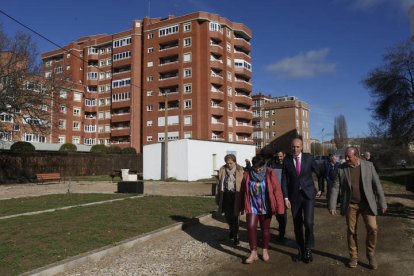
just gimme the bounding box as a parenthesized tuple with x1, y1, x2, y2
(281, 153, 320, 203)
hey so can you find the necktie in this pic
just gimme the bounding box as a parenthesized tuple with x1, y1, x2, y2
(295, 156, 301, 175)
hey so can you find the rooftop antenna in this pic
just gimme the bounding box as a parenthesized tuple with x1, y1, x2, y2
(148, 0, 151, 17)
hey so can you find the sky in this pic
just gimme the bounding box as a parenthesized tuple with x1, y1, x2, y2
(0, 0, 412, 142)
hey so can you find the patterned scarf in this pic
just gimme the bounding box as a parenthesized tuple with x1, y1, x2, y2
(225, 166, 236, 191)
(250, 165, 267, 182)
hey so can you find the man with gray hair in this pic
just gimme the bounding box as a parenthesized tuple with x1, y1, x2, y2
(328, 147, 387, 270)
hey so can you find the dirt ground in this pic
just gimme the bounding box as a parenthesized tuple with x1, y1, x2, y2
(1, 181, 413, 276)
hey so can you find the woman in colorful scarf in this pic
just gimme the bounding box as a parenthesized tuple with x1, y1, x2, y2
(240, 155, 285, 263)
(216, 154, 245, 245)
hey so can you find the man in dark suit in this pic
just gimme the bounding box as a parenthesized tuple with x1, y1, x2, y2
(329, 147, 387, 270)
(282, 137, 321, 263)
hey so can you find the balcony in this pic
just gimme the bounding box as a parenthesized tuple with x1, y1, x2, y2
(111, 113, 131, 123)
(235, 67, 252, 79)
(234, 38, 250, 54)
(210, 75, 224, 85)
(210, 44, 223, 55)
(210, 59, 223, 70)
(159, 40, 179, 52)
(211, 105, 225, 116)
(235, 93, 252, 106)
(211, 90, 224, 101)
(234, 50, 251, 62)
(111, 126, 130, 137)
(234, 79, 252, 93)
(235, 124, 253, 134)
(234, 108, 252, 120)
(111, 99, 131, 109)
(211, 122, 225, 132)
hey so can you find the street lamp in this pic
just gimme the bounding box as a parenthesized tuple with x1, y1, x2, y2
(163, 95, 168, 181)
(321, 128, 325, 156)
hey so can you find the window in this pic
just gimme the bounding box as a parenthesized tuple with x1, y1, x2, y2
(184, 100, 192, 109)
(147, 76, 153, 82)
(85, 99, 96, 106)
(98, 112, 104, 119)
(265, 121, 270, 128)
(184, 115, 192, 125)
(99, 60, 105, 67)
(99, 99, 105, 106)
(147, 47, 154, 53)
(183, 53, 191, 63)
(184, 68, 192, 78)
(147, 120, 153, 127)
(184, 37, 191, 47)
(272, 120, 276, 126)
(184, 83, 192, 93)
(84, 124, 96, 133)
(265, 111, 270, 118)
(73, 107, 81, 116)
(99, 85, 105, 93)
(107, 59, 112, 66)
(0, 113, 13, 123)
(227, 72, 232, 81)
(183, 22, 191, 32)
(228, 102, 232, 111)
(105, 111, 111, 119)
(73, 121, 80, 131)
(112, 92, 131, 102)
(59, 90, 67, 98)
(98, 125, 104, 133)
(147, 90, 153, 96)
(84, 138, 96, 145)
(227, 87, 232, 96)
(234, 59, 252, 71)
(227, 57, 232, 67)
(112, 78, 131, 88)
(105, 125, 110, 132)
(88, 47, 98, 54)
(209, 22, 222, 32)
(23, 133, 45, 143)
(228, 132, 233, 142)
(106, 84, 111, 92)
(184, 132, 191, 139)
(87, 72, 98, 80)
(147, 105, 153, 111)
(106, 72, 111, 79)
(113, 37, 131, 48)
(228, 117, 233, 126)
(226, 43, 231, 52)
(60, 105, 67, 114)
(147, 136, 153, 142)
(147, 61, 153, 67)
(226, 29, 231, 38)
(107, 47, 112, 53)
(99, 48, 105, 54)
(99, 72, 105, 80)
(113, 51, 131, 61)
(159, 24, 179, 37)
(54, 66, 63, 74)
(72, 137, 80, 144)
(73, 92, 82, 102)
(58, 136, 65, 144)
(147, 33, 154, 39)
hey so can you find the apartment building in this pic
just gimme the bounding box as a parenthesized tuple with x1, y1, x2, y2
(41, 12, 253, 153)
(252, 93, 311, 155)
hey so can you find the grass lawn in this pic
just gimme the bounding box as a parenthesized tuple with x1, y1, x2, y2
(0, 195, 216, 275)
(0, 193, 134, 217)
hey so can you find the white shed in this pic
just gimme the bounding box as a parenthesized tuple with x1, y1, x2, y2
(143, 139, 256, 181)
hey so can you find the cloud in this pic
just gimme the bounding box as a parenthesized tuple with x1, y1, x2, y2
(265, 48, 337, 79)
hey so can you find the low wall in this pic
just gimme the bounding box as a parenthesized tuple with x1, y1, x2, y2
(0, 151, 142, 184)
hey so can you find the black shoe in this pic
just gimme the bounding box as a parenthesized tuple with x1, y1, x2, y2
(292, 248, 302, 262)
(229, 231, 233, 240)
(303, 248, 313, 263)
(233, 236, 240, 245)
(277, 233, 285, 243)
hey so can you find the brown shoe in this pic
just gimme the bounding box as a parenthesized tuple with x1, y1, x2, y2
(348, 258, 358, 268)
(368, 255, 378, 270)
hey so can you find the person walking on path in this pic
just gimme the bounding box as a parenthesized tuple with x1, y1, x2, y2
(328, 146, 387, 270)
(240, 155, 284, 263)
(267, 149, 288, 242)
(281, 137, 321, 263)
(216, 154, 244, 245)
(322, 154, 340, 203)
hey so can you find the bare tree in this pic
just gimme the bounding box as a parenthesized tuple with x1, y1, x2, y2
(334, 114, 348, 150)
(363, 40, 414, 144)
(0, 26, 63, 143)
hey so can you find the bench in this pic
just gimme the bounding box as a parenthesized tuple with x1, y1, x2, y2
(36, 173, 62, 184)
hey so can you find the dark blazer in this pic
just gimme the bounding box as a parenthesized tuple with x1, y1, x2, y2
(281, 153, 320, 201)
(328, 159, 387, 216)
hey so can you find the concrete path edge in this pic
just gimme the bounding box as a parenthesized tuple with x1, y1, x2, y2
(21, 213, 214, 276)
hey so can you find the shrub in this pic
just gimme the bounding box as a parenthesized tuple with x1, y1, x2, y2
(122, 147, 137, 154)
(10, 141, 35, 153)
(59, 143, 77, 152)
(107, 146, 122, 154)
(90, 144, 108, 153)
